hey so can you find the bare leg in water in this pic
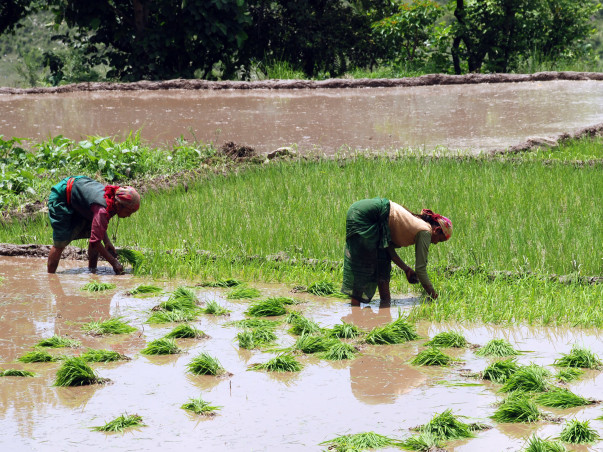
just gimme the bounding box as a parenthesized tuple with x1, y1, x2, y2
(47, 246, 65, 273)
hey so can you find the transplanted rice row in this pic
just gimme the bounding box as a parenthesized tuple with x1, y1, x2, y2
(187, 353, 226, 376)
(554, 346, 603, 369)
(475, 339, 520, 357)
(181, 396, 222, 415)
(80, 348, 129, 363)
(424, 331, 468, 348)
(249, 353, 302, 372)
(36, 335, 81, 348)
(164, 324, 206, 339)
(17, 349, 57, 363)
(559, 419, 600, 444)
(92, 413, 145, 432)
(197, 278, 242, 288)
(141, 338, 181, 355)
(54, 357, 106, 386)
(320, 431, 404, 451)
(81, 317, 137, 335)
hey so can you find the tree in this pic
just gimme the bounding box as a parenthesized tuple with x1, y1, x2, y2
(0, 0, 38, 35)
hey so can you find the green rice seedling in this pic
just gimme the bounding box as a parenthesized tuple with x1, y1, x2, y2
(164, 324, 205, 339)
(482, 358, 520, 384)
(17, 349, 57, 363)
(227, 318, 281, 330)
(226, 286, 261, 299)
(523, 435, 567, 452)
(411, 347, 455, 366)
(364, 316, 420, 345)
(554, 346, 603, 369)
(555, 368, 584, 383)
(200, 299, 230, 315)
(181, 395, 222, 415)
(237, 328, 277, 349)
(250, 353, 302, 372)
(417, 409, 475, 440)
(141, 338, 181, 355)
(500, 364, 551, 393)
(246, 298, 287, 317)
(80, 348, 127, 363)
(92, 413, 145, 432)
(127, 284, 163, 296)
(187, 352, 225, 376)
(288, 315, 322, 336)
(36, 335, 81, 348)
(475, 339, 520, 357)
(81, 280, 116, 292)
(116, 248, 145, 271)
(198, 278, 242, 287)
(285, 310, 303, 324)
(294, 334, 337, 354)
(424, 331, 467, 348)
(1, 369, 35, 377)
(158, 288, 199, 311)
(534, 387, 592, 409)
(54, 357, 104, 386)
(320, 341, 358, 361)
(491, 393, 542, 423)
(327, 321, 363, 339)
(146, 309, 198, 324)
(320, 432, 404, 450)
(306, 280, 346, 298)
(400, 432, 443, 451)
(82, 317, 137, 335)
(559, 419, 599, 444)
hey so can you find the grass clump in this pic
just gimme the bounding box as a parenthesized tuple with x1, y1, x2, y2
(500, 364, 551, 393)
(17, 349, 57, 363)
(319, 341, 358, 361)
(558, 419, 600, 444)
(555, 367, 584, 383)
(146, 309, 198, 324)
(82, 317, 137, 335)
(200, 300, 230, 315)
(492, 393, 542, 423)
(54, 357, 105, 386)
(158, 287, 199, 311)
(164, 324, 206, 339)
(181, 395, 222, 415)
(127, 284, 163, 296)
(320, 432, 403, 450)
(227, 318, 281, 330)
(523, 435, 567, 452)
(116, 248, 144, 271)
(401, 432, 443, 451)
(198, 278, 242, 287)
(288, 315, 322, 336)
(36, 335, 81, 348)
(306, 280, 346, 298)
(424, 331, 467, 348)
(327, 321, 363, 339)
(364, 315, 419, 345)
(534, 387, 592, 408)
(81, 280, 116, 292)
(92, 413, 145, 432)
(237, 328, 277, 349)
(475, 339, 520, 357)
(554, 346, 603, 369)
(226, 286, 261, 299)
(250, 353, 302, 372)
(246, 298, 287, 317)
(482, 358, 520, 384)
(417, 409, 475, 440)
(141, 338, 181, 355)
(187, 352, 225, 376)
(81, 348, 127, 363)
(1, 369, 35, 377)
(410, 347, 455, 366)
(294, 334, 337, 354)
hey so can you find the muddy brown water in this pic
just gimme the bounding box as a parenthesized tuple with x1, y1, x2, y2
(1, 80, 602, 154)
(1, 256, 603, 452)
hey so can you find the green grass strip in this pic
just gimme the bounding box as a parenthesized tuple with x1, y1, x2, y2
(82, 317, 137, 335)
(92, 413, 145, 432)
(559, 419, 600, 444)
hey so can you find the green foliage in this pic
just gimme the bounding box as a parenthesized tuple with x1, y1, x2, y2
(164, 324, 205, 339)
(80, 280, 116, 292)
(116, 248, 144, 272)
(482, 358, 520, 384)
(127, 284, 163, 296)
(320, 431, 404, 451)
(82, 317, 136, 335)
(246, 298, 287, 317)
(227, 286, 261, 299)
(141, 338, 181, 355)
(417, 409, 475, 440)
(555, 368, 584, 383)
(327, 322, 363, 339)
(554, 346, 603, 369)
(187, 352, 225, 376)
(249, 353, 302, 372)
(534, 387, 592, 409)
(424, 331, 467, 348)
(410, 347, 454, 366)
(365, 316, 420, 345)
(1, 369, 35, 377)
(146, 309, 198, 324)
(237, 328, 277, 349)
(54, 357, 103, 386)
(306, 280, 345, 297)
(17, 349, 57, 363)
(198, 278, 242, 288)
(523, 435, 567, 452)
(92, 414, 145, 432)
(401, 432, 443, 451)
(559, 419, 600, 444)
(227, 318, 281, 330)
(288, 315, 322, 336)
(200, 300, 230, 315)
(475, 339, 520, 357)
(80, 348, 126, 363)
(500, 364, 551, 393)
(492, 394, 542, 423)
(36, 335, 80, 348)
(181, 396, 221, 415)
(319, 341, 358, 361)
(293, 334, 337, 354)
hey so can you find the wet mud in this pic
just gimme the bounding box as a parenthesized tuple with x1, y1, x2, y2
(1, 256, 603, 451)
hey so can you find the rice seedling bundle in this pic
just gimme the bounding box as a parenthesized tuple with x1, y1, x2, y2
(36, 335, 81, 348)
(306, 280, 338, 296)
(187, 353, 225, 376)
(475, 339, 520, 357)
(288, 315, 322, 336)
(181, 396, 222, 415)
(226, 286, 261, 299)
(159, 288, 199, 312)
(92, 413, 145, 432)
(534, 387, 592, 408)
(320, 432, 404, 450)
(164, 324, 205, 339)
(54, 357, 104, 386)
(558, 419, 600, 444)
(417, 409, 475, 440)
(411, 347, 455, 366)
(400, 432, 443, 451)
(141, 338, 181, 355)
(198, 278, 242, 287)
(127, 284, 163, 295)
(81, 280, 116, 292)
(482, 358, 520, 383)
(491, 394, 542, 423)
(227, 318, 281, 330)
(364, 316, 419, 345)
(554, 346, 603, 369)
(424, 331, 467, 348)
(327, 321, 363, 339)
(146, 309, 198, 324)
(500, 364, 551, 393)
(1, 369, 35, 377)
(82, 317, 137, 335)
(237, 328, 278, 349)
(17, 349, 57, 363)
(294, 334, 337, 354)
(246, 298, 287, 317)
(523, 435, 567, 452)
(285, 311, 303, 324)
(320, 341, 358, 361)
(116, 248, 145, 271)
(250, 353, 302, 372)
(200, 300, 230, 315)
(555, 368, 583, 383)
(80, 348, 127, 363)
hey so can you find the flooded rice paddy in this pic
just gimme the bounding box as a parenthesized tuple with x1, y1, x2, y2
(1, 256, 603, 451)
(1, 80, 603, 154)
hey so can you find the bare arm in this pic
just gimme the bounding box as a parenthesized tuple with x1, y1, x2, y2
(387, 244, 419, 284)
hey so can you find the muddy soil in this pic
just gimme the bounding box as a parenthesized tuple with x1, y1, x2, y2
(1, 256, 602, 452)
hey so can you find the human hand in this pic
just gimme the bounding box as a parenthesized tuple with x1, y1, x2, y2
(405, 268, 419, 284)
(427, 290, 438, 300)
(112, 261, 125, 275)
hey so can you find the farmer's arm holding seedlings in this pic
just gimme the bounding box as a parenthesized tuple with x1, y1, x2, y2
(47, 176, 140, 274)
(341, 198, 451, 305)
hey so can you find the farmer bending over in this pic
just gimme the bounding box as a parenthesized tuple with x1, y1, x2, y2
(341, 198, 452, 305)
(47, 176, 140, 274)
